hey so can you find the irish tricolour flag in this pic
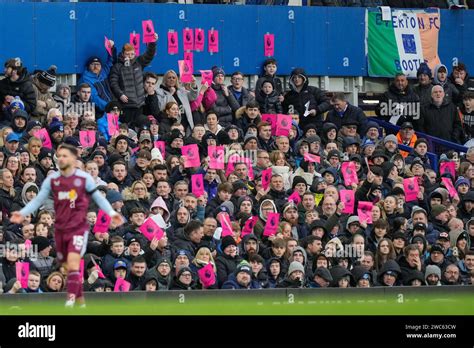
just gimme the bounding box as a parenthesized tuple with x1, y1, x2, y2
(366, 8, 441, 78)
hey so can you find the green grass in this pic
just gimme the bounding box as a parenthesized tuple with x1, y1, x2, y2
(2, 292, 474, 315)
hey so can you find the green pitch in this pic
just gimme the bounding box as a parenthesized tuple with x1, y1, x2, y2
(1, 292, 473, 315)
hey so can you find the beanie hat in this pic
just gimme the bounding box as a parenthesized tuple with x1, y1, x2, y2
(37, 65, 57, 87)
(288, 261, 305, 276)
(291, 176, 307, 190)
(31, 236, 51, 252)
(411, 206, 427, 219)
(381, 161, 396, 179)
(64, 136, 81, 147)
(343, 137, 360, 149)
(430, 204, 447, 218)
(417, 62, 432, 79)
(9, 96, 25, 111)
(243, 134, 258, 146)
(86, 56, 102, 67)
(106, 190, 123, 204)
(236, 262, 252, 276)
(48, 120, 64, 134)
(221, 235, 237, 250)
(455, 176, 470, 189)
(383, 134, 398, 145)
(414, 138, 428, 148)
(212, 66, 225, 78)
(38, 148, 54, 162)
(25, 185, 39, 194)
(346, 215, 360, 229)
(219, 201, 235, 217)
(177, 266, 193, 278)
(424, 264, 441, 280)
(13, 109, 28, 121)
(361, 139, 376, 150)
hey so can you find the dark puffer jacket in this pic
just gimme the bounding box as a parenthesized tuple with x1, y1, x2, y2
(210, 84, 240, 127)
(109, 41, 156, 110)
(0, 67, 36, 116)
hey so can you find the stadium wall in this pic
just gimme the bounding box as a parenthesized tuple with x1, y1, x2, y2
(0, 3, 473, 77)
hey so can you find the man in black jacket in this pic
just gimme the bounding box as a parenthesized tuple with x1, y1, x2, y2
(282, 68, 330, 130)
(325, 92, 368, 135)
(109, 34, 157, 127)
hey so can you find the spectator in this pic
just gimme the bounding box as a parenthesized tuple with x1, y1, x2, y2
(210, 67, 240, 127)
(450, 63, 474, 106)
(325, 92, 368, 135)
(228, 71, 254, 108)
(30, 66, 57, 123)
(432, 64, 459, 105)
(413, 62, 433, 107)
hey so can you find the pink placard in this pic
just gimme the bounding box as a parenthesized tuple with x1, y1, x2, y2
(79, 259, 84, 280)
(139, 218, 164, 242)
(184, 52, 194, 75)
(104, 36, 113, 56)
(403, 177, 420, 202)
(93, 210, 111, 233)
(208, 29, 219, 53)
(168, 31, 178, 55)
(288, 191, 302, 206)
(219, 213, 233, 237)
(441, 177, 458, 198)
(303, 153, 321, 163)
(241, 216, 257, 237)
(16, 262, 29, 288)
(357, 201, 373, 225)
(341, 162, 358, 187)
(200, 70, 213, 86)
(261, 168, 272, 191)
(263, 213, 280, 237)
(440, 161, 456, 179)
(339, 190, 355, 214)
(183, 28, 194, 51)
(181, 144, 200, 168)
(194, 28, 205, 51)
(264, 33, 275, 57)
(24, 239, 32, 250)
(208, 145, 225, 170)
(33, 128, 52, 149)
(142, 20, 155, 44)
(242, 157, 255, 181)
(197, 263, 216, 288)
(275, 114, 292, 137)
(114, 277, 131, 292)
(95, 265, 106, 279)
(154, 140, 166, 158)
(178, 60, 193, 83)
(191, 173, 205, 198)
(130, 32, 140, 56)
(261, 114, 277, 135)
(107, 113, 119, 137)
(79, 130, 96, 148)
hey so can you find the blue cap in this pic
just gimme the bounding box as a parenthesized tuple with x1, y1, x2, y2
(6, 133, 20, 143)
(113, 260, 127, 270)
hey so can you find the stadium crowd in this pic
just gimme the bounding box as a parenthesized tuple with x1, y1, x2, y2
(0, 36, 473, 293)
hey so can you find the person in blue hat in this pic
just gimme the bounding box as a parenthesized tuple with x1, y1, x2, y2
(3, 132, 20, 156)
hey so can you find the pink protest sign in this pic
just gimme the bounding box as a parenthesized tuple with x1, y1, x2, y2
(33, 129, 52, 149)
(104, 36, 113, 56)
(79, 259, 84, 280)
(288, 191, 302, 205)
(79, 130, 96, 148)
(264, 33, 275, 57)
(357, 201, 373, 225)
(242, 157, 255, 181)
(303, 153, 321, 163)
(184, 52, 194, 75)
(275, 114, 292, 137)
(191, 173, 205, 198)
(208, 29, 219, 53)
(95, 265, 106, 279)
(341, 161, 358, 187)
(440, 161, 456, 179)
(219, 213, 233, 237)
(263, 213, 280, 237)
(441, 177, 458, 198)
(261, 168, 272, 190)
(183, 28, 194, 51)
(197, 263, 216, 288)
(24, 239, 32, 250)
(340, 190, 355, 214)
(93, 210, 111, 233)
(16, 262, 29, 288)
(130, 32, 140, 56)
(182, 144, 200, 168)
(107, 113, 119, 136)
(139, 217, 164, 242)
(178, 60, 193, 83)
(194, 28, 205, 51)
(168, 31, 178, 55)
(261, 114, 277, 135)
(131, 147, 140, 155)
(114, 277, 131, 292)
(241, 216, 257, 237)
(142, 20, 155, 43)
(154, 140, 166, 158)
(403, 177, 420, 202)
(208, 145, 225, 170)
(200, 70, 213, 86)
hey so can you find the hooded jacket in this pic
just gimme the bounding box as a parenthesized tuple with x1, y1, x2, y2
(253, 199, 278, 240)
(266, 257, 285, 288)
(109, 41, 156, 110)
(121, 188, 151, 220)
(150, 196, 170, 223)
(424, 264, 442, 286)
(11, 182, 39, 215)
(457, 191, 474, 223)
(0, 67, 36, 116)
(282, 68, 330, 129)
(256, 79, 283, 114)
(433, 64, 459, 105)
(215, 252, 243, 288)
(377, 259, 402, 286)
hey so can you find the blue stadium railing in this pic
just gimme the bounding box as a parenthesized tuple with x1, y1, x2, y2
(371, 118, 469, 171)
